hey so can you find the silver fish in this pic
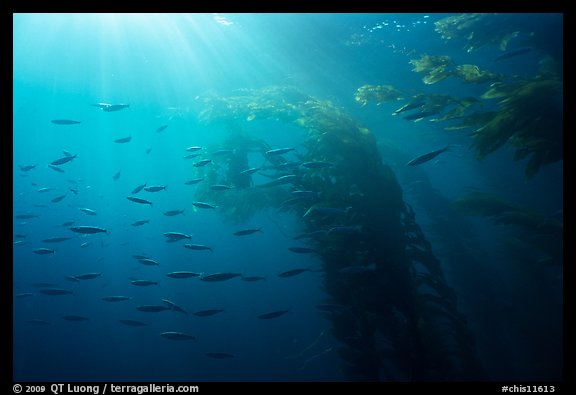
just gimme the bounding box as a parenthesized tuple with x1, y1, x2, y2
(114, 136, 132, 143)
(74, 272, 102, 280)
(144, 186, 166, 192)
(184, 243, 213, 252)
(51, 119, 81, 125)
(200, 272, 242, 282)
(137, 305, 170, 313)
(163, 209, 185, 216)
(192, 201, 217, 209)
(166, 271, 202, 279)
(126, 196, 153, 206)
(406, 147, 449, 166)
(50, 155, 77, 166)
(33, 248, 55, 255)
(131, 183, 147, 194)
(102, 296, 131, 302)
(70, 226, 107, 234)
(163, 232, 191, 241)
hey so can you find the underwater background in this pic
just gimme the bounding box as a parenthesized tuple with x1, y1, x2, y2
(13, 13, 562, 382)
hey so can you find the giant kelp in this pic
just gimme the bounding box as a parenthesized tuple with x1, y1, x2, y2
(409, 54, 503, 85)
(197, 86, 484, 380)
(471, 77, 563, 179)
(356, 13, 562, 179)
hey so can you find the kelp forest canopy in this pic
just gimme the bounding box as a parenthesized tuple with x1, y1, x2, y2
(355, 13, 563, 181)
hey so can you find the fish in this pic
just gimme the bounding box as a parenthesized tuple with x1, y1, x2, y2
(131, 219, 150, 226)
(192, 201, 217, 209)
(184, 243, 213, 252)
(74, 273, 102, 280)
(79, 207, 97, 215)
(265, 147, 295, 156)
(126, 196, 153, 206)
(241, 276, 266, 282)
(48, 165, 65, 173)
(101, 104, 130, 112)
(39, 288, 73, 296)
(136, 305, 170, 313)
(13, 240, 28, 246)
(113, 171, 121, 181)
(403, 110, 439, 121)
(183, 153, 202, 160)
(50, 155, 77, 166)
(42, 237, 72, 243)
(200, 272, 242, 282)
(193, 309, 224, 317)
(69, 188, 78, 195)
(61, 315, 89, 322)
(51, 194, 67, 203)
(164, 209, 185, 216)
(131, 183, 147, 194)
(209, 185, 234, 191)
(288, 247, 316, 254)
(33, 248, 55, 255)
(185, 178, 205, 185)
(193, 159, 212, 167)
(15, 214, 39, 219)
(239, 167, 260, 176)
(233, 228, 261, 236)
(138, 258, 159, 266)
(406, 147, 449, 166)
(61, 221, 75, 227)
(144, 186, 166, 192)
(277, 268, 310, 278)
(161, 299, 188, 314)
(185, 146, 203, 152)
(163, 232, 191, 241)
(70, 226, 108, 234)
(258, 174, 299, 188)
(206, 353, 234, 359)
(257, 309, 291, 319)
(119, 319, 147, 327)
(301, 161, 335, 169)
(166, 271, 203, 279)
(145, 148, 152, 154)
(114, 136, 132, 143)
(37, 187, 55, 193)
(102, 296, 131, 302)
(51, 119, 81, 125)
(156, 125, 168, 133)
(80, 242, 91, 248)
(26, 319, 52, 326)
(19, 164, 37, 171)
(494, 47, 532, 61)
(161, 332, 196, 341)
(15, 293, 34, 298)
(130, 280, 158, 286)
(132, 254, 149, 260)
(65, 275, 80, 283)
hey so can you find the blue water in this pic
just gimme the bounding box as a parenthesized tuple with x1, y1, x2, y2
(13, 13, 563, 382)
